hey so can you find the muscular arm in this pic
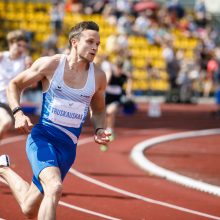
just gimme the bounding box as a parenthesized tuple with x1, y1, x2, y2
(6, 55, 58, 133)
(90, 67, 111, 145)
(90, 69, 107, 131)
(125, 76, 132, 97)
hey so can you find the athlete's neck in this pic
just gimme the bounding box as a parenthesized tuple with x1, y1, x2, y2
(66, 54, 89, 73)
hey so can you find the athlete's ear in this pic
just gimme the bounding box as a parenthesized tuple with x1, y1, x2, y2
(71, 38, 78, 48)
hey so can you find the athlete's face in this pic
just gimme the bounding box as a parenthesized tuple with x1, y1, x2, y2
(76, 30, 100, 62)
(9, 40, 27, 57)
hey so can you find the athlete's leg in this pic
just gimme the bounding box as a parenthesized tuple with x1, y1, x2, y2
(106, 102, 119, 134)
(0, 166, 43, 218)
(0, 108, 13, 139)
(25, 128, 63, 219)
(38, 166, 62, 220)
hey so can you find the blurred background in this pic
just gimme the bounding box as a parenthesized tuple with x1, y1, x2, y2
(1, 0, 220, 114)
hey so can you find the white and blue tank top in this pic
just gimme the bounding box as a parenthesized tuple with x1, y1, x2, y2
(38, 55, 96, 144)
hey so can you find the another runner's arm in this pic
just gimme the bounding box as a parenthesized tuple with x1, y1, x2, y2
(125, 75, 132, 97)
(90, 68, 107, 132)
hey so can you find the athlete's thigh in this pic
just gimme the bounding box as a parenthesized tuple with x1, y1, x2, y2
(26, 134, 59, 178)
(39, 166, 62, 188)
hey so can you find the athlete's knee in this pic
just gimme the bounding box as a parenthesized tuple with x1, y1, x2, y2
(44, 182, 63, 198)
(40, 167, 63, 198)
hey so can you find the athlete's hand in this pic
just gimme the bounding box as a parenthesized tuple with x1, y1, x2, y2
(94, 128, 111, 145)
(14, 111, 34, 134)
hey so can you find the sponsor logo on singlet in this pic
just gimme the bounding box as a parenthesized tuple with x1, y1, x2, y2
(48, 97, 86, 128)
(51, 107, 83, 120)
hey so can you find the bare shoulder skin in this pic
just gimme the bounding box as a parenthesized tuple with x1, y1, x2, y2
(37, 54, 62, 92)
(93, 63, 107, 93)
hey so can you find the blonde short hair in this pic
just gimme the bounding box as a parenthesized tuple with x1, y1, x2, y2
(68, 21, 99, 48)
(6, 30, 27, 44)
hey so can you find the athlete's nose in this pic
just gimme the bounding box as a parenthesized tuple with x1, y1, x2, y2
(92, 44, 98, 51)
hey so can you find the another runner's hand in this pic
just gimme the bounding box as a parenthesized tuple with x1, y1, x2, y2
(14, 111, 34, 134)
(94, 129, 111, 145)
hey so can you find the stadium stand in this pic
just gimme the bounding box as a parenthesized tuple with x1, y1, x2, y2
(1, 0, 218, 101)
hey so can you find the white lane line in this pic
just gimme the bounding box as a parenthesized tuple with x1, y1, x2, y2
(74, 131, 220, 220)
(130, 128, 220, 196)
(0, 135, 121, 220)
(69, 168, 220, 220)
(74, 135, 220, 220)
(0, 176, 120, 220)
(59, 201, 120, 220)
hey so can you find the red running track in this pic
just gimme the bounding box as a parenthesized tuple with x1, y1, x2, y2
(0, 103, 220, 220)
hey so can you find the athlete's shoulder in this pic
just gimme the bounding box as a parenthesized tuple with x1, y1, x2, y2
(93, 63, 107, 90)
(31, 54, 62, 73)
(93, 63, 106, 78)
(34, 54, 62, 66)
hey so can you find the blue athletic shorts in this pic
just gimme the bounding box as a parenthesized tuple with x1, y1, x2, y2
(26, 124, 77, 193)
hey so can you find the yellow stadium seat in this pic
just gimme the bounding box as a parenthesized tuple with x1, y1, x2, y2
(185, 50, 194, 59)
